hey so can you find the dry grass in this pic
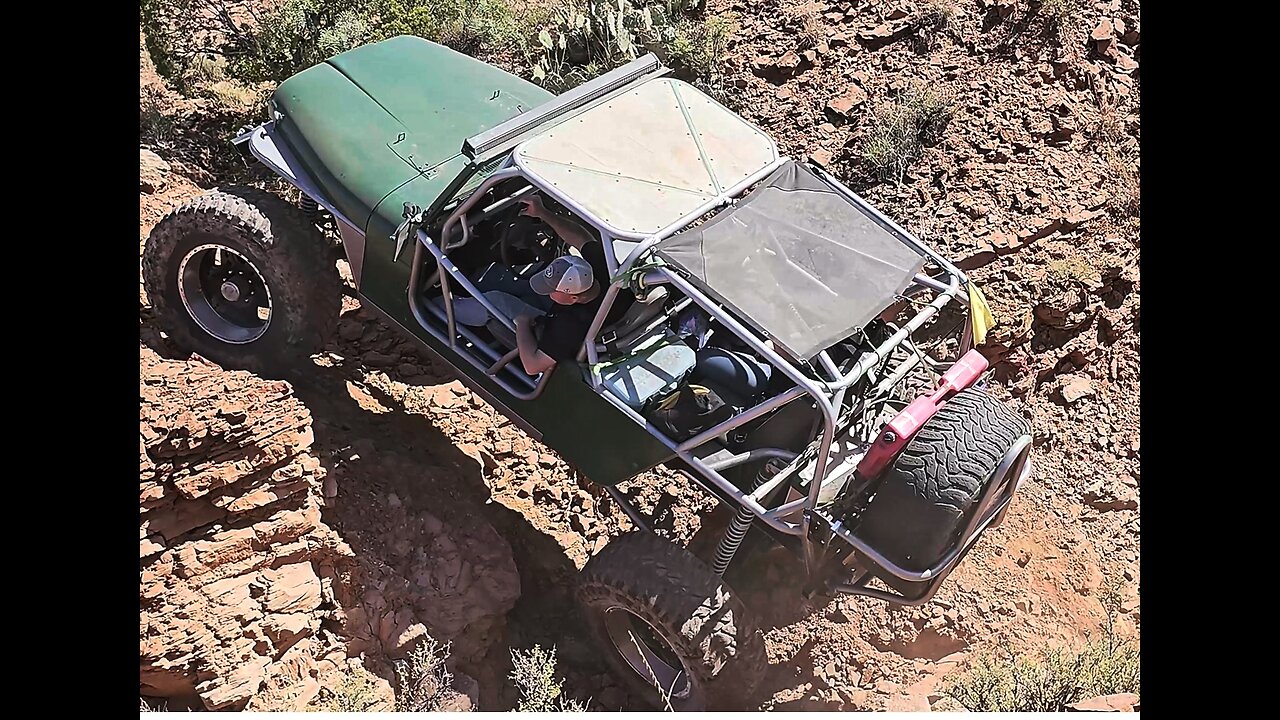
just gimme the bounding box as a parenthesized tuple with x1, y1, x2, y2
(1034, 0, 1086, 37)
(945, 591, 1139, 713)
(205, 79, 269, 114)
(1103, 146, 1140, 222)
(1087, 85, 1140, 223)
(1046, 255, 1094, 284)
(921, 0, 958, 35)
(910, 0, 961, 52)
(140, 85, 176, 147)
(784, 3, 824, 47)
(861, 83, 955, 182)
(310, 664, 387, 712)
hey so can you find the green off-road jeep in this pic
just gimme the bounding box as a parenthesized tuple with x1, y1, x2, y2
(144, 36, 1033, 710)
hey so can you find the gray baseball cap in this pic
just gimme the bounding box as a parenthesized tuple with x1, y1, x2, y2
(530, 255, 595, 295)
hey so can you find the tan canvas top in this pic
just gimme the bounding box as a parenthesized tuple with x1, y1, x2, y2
(513, 78, 779, 239)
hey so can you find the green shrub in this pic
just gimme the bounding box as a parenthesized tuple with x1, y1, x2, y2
(140, 0, 217, 92)
(667, 13, 737, 92)
(372, 0, 518, 55)
(230, 0, 370, 83)
(142, 0, 520, 93)
(529, 0, 729, 93)
(394, 636, 454, 712)
(509, 645, 587, 712)
(140, 0, 370, 89)
(311, 666, 387, 712)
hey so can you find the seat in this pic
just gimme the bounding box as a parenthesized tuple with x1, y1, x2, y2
(594, 333, 697, 410)
(596, 286, 670, 354)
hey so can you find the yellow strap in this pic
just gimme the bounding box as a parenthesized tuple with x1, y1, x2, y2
(968, 282, 995, 346)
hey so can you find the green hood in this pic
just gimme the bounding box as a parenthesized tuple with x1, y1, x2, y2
(271, 35, 553, 232)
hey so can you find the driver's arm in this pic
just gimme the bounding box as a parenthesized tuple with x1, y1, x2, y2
(520, 196, 595, 251)
(515, 314, 557, 375)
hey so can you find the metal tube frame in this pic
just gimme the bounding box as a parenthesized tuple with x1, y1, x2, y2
(657, 268, 839, 548)
(812, 164, 972, 287)
(510, 154, 787, 277)
(255, 68, 1012, 593)
(407, 230, 553, 401)
(589, 385, 805, 535)
(405, 164, 565, 400)
(502, 156, 981, 574)
(613, 158, 786, 274)
(605, 485, 654, 534)
(591, 296, 694, 358)
(464, 53, 666, 162)
(675, 386, 807, 453)
(404, 138, 1012, 589)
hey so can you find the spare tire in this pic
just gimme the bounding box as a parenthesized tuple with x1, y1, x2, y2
(856, 388, 1030, 572)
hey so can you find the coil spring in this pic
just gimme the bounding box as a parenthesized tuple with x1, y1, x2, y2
(299, 193, 319, 220)
(711, 458, 786, 576)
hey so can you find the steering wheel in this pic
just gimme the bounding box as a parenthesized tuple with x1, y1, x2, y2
(499, 214, 565, 268)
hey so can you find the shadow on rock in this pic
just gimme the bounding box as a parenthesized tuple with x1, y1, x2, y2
(286, 350, 604, 710)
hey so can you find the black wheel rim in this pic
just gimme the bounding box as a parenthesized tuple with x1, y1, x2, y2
(603, 606, 692, 702)
(177, 243, 272, 344)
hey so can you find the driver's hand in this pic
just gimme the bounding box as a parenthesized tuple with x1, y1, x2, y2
(519, 195, 547, 219)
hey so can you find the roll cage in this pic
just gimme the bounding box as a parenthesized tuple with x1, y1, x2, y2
(396, 57, 1027, 602)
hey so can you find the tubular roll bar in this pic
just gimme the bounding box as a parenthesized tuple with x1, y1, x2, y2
(407, 234, 553, 400)
(464, 54, 666, 162)
(415, 103, 994, 573)
(256, 54, 1014, 592)
(407, 167, 556, 401)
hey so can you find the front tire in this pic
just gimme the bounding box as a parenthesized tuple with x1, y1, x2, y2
(577, 532, 766, 711)
(142, 187, 341, 377)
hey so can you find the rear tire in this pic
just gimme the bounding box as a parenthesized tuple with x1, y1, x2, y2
(142, 187, 341, 377)
(577, 532, 766, 711)
(856, 388, 1030, 572)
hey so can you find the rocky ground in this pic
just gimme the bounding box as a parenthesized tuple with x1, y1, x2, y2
(139, 352, 355, 710)
(140, 0, 1138, 710)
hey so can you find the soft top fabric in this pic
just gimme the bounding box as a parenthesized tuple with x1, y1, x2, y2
(655, 161, 925, 360)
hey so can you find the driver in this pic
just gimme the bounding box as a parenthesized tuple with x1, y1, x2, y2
(450, 194, 634, 374)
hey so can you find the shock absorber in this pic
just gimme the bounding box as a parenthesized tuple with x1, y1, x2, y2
(711, 458, 786, 576)
(298, 193, 319, 220)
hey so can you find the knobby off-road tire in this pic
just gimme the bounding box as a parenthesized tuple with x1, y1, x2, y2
(857, 387, 1031, 572)
(143, 187, 341, 377)
(577, 531, 767, 711)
